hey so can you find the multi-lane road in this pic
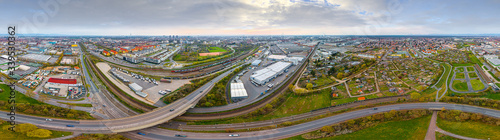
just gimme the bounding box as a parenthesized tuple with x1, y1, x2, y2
(0, 63, 236, 133)
(3, 102, 500, 139)
(125, 102, 500, 140)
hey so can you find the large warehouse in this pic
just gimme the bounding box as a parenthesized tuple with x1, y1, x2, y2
(230, 80, 248, 102)
(251, 61, 292, 85)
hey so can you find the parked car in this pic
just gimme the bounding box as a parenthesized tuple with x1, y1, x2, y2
(373, 108, 378, 110)
(170, 109, 175, 111)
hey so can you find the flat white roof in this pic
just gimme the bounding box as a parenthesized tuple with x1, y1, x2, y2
(129, 83, 143, 91)
(268, 55, 287, 60)
(489, 58, 500, 66)
(251, 60, 262, 65)
(231, 82, 248, 98)
(251, 61, 291, 83)
(484, 55, 498, 59)
(19, 54, 52, 62)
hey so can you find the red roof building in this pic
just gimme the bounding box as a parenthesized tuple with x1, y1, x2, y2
(119, 48, 129, 53)
(102, 50, 110, 56)
(48, 78, 77, 84)
(110, 50, 118, 55)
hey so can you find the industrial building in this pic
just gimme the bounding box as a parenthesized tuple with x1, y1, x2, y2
(487, 58, 500, 67)
(129, 83, 148, 98)
(18, 54, 52, 62)
(250, 61, 292, 85)
(484, 55, 498, 60)
(251, 60, 262, 66)
(267, 55, 287, 61)
(284, 56, 304, 65)
(129, 83, 143, 92)
(230, 80, 248, 102)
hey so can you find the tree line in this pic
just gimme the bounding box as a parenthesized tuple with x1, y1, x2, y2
(162, 68, 228, 104)
(438, 110, 500, 126)
(0, 100, 94, 120)
(302, 109, 431, 139)
(197, 64, 250, 107)
(1, 121, 54, 138)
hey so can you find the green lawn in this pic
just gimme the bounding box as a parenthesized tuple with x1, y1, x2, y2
(208, 47, 227, 52)
(435, 63, 451, 88)
(455, 73, 465, 79)
(466, 67, 474, 72)
(482, 93, 500, 100)
(437, 118, 500, 140)
(468, 53, 481, 66)
(435, 132, 460, 140)
(57, 102, 93, 107)
(332, 94, 381, 105)
(468, 72, 478, 78)
(314, 76, 335, 87)
(192, 89, 332, 125)
(288, 115, 431, 140)
(0, 84, 43, 105)
(0, 123, 72, 139)
(457, 67, 464, 72)
(470, 79, 485, 90)
(451, 80, 468, 91)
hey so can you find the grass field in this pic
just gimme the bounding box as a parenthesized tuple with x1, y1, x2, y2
(468, 72, 478, 78)
(0, 123, 72, 139)
(0, 84, 43, 105)
(332, 94, 381, 105)
(435, 63, 451, 88)
(466, 67, 474, 72)
(437, 118, 500, 140)
(482, 93, 500, 100)
(208, 47, 227, 52)
(287, 115, 431, 140)
(314, 76, 335, 87)
(457, 67, 464, 72)
(468, 53, 481, 66)
(455, 73, 465, 79)
(57, 102, 93, 107)
(451, 80, 468, 91)
(435, 132, 460, 140)
(470, 79, 484, 90)
(192, 89, 332, 125)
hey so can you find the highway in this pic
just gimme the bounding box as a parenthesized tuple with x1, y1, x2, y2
(123, 102, 500, 140)
(0, 64, 237, 133)
(80, 44, 136, 119)
(4, 102, 498, 139)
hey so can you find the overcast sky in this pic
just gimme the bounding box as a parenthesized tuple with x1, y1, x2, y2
(1, 0, 500, 35)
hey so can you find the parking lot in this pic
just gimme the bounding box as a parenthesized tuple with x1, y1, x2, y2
(113, 69, 157, 90)
(110, 66, 191, 107)
(236, 59, 299, 104)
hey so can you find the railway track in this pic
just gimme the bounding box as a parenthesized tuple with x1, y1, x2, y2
(86, 56, 155, 112)
(177, 43, 319, 120)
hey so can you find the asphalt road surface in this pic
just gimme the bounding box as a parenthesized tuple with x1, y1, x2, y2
(0, 64, 238, 133)
(2, 102, 500, 139)
(122, 102, 500, 140)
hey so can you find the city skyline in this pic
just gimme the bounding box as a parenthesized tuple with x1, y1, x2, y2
(2, 0, 500, 36)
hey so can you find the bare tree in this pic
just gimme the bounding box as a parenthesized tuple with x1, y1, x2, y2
(39, 94, 50, 103)
(26, 90, 35, 98)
